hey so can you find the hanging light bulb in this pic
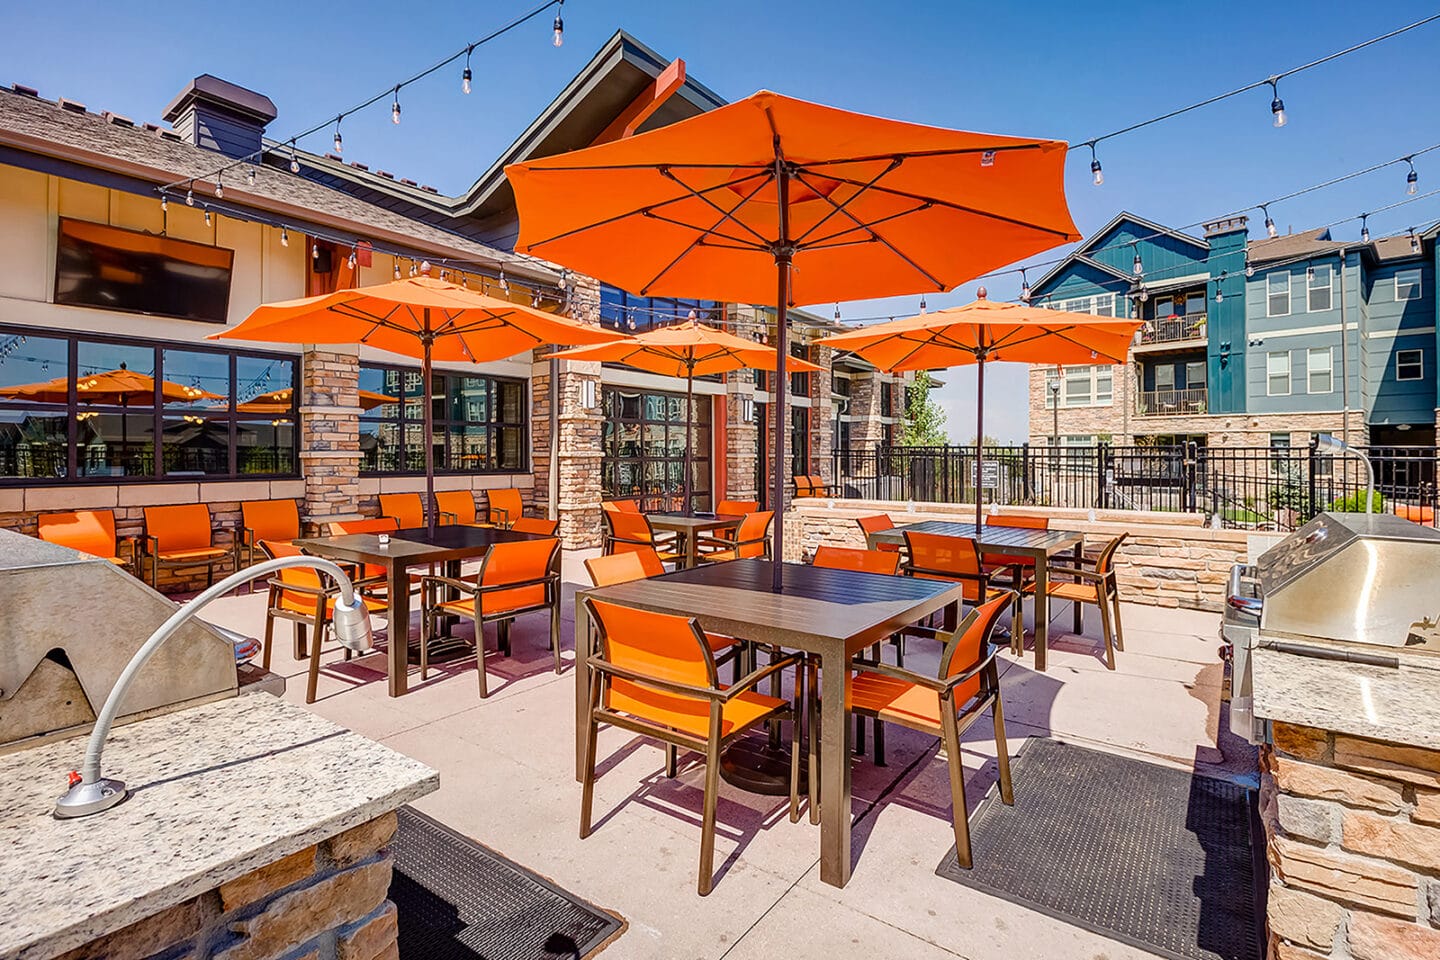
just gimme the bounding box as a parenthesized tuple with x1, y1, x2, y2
(552, 1, 564, 47)
(499, 266, 509, 294)
(280, 226, 289, 247)
(419, 260, 431, 275)
(214, 173, 223, 199)
(1360, 215, 1370, 244)
(245, 164, 256, 186)
(333, 116, 343, 154)
(313, 242, 320, 261)
(1020, 269, 1032, 303)
(833, 302, 841, 321)
(160, 194, 168, 214)
(1132, 249, 1143, 276)
(185, 182, 195, 206)
(203, 206, 211, 227)
(391, 87, 402, 125)
(289, 141, 300, 174)
(1262, 205, 1277, 239)
(919, 295, 927, 315)
(1268, 78, 1287, 128)
(394, 260, 402, 280)
(461, 274, 468, 288)
(1405, 158, 1418, 196)
(1245, 263, 1255, 278)
(1214, 276, 1225, 304)
(463, 46, 474, 94)
(1410, 227, 1420, 254)
(347, 246, 357, 269)
(1086, 142, 1103, 186)
(1137, 285, 1149, 303)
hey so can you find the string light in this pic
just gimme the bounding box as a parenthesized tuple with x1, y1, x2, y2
(280, 226, 289, 247)
(348, 245, 357, 269)
(1360, 215, 1370, 243)
(1262, 204, 1278, 238)
(1132, 248, 1143, 276)
(463, 46, 474, 94)
(499, 266, 510, 294)
(1214, 274, 1226, 304)
(1268, 78, 1287, 128)
(1019, 270, 1031, 303)
(203, 206, 211, 227)
(409, 260, 418, 277)
(333, 116, 343, 154)
(1410, 227, 1420, 253)
(185, 182, 194, 206)
(1087, 143, 1103, 186)
(245, 165, 256, 186)
(552, 0, 564, 46)
(313, 242, 320, 260)
(918, 295, 927, 315)
(1406, 158, 1418, 195)
(214, 173, 223, 199)
(160, 194, 167, 214)
(289, 141, 300, 174)
(391, 87, 402, 125)
(833, 302, 841, 321)
(394, 261, 401, 279)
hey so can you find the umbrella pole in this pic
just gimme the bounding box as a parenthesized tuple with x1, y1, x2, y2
(975, 357, 985, 531)
(684, 360, 695, 517)
(770, 152, 792, 592)
(423, 314, 436, 537)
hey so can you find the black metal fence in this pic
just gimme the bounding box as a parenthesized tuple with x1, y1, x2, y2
(832, 442, 1440, 531)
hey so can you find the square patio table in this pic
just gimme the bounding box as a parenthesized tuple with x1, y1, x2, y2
(644, 512, 744, 568)
(294, 524, 547, 697)
(574, 557, 963, 888)
(863, 519, 1084, 671)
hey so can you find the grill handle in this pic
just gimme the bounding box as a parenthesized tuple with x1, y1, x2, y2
(1264, 639, 1400, 669)
(1227, 564, 1263, 617)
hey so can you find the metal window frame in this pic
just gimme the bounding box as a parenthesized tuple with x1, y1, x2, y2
(1396, 348, 1425, 382)
(1395, 268, 1424, 302)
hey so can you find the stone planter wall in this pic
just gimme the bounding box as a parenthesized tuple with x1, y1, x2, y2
(1260, 722, 1440, 960)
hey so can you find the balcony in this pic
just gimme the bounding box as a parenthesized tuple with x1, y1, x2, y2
(1137, 387, 1208, 417)
(1134, 315, 1207, 351)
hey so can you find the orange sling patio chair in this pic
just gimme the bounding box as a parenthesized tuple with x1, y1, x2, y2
(510, 516, 559, 536)
(434, 490, 479, 525)
(238, 498, 301, 571)
(792, 475, 815, 498)
(327, 517, 417, 596)
(580, 597, 801, 895)
(419, 537, 561, 697)
(36, 509, 135, 572)
(696, 510, 773, 562)
(485, 488, 531, 529)
(601, 499, 641, 514)
(856, 514, 902, 554)
(1024, 533, 1128, 669)
(838, 591, 1015, 870)
(258, 540, 387, 703)
(141, 503, 231, 589)
(379, 492, 456, 529)
(982, 512, 1051, 640)
(811, 545, 901, 576)
(601, 510, 680, 562)
(715, 499, 759, 516)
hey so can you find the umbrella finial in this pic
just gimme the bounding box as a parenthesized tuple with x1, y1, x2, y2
(976, 286, 988, 300)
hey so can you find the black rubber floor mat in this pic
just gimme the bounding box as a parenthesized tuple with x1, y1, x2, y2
(389, 806, 622, 959)
(936, 737, 1260, 960)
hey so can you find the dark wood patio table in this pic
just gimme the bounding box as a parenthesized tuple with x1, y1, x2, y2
(574, 557, 962, 888)
(294, 524, 547, 698)
(644, 512, 744, 568)
(863, 519, 1084, 671)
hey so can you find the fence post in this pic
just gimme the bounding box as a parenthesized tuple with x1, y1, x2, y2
(1022, 442, 1031, 502)
(1097, 441, 1110, 509)
(1183, 441, 1198, 513)
(1307, 438, 1319, 523)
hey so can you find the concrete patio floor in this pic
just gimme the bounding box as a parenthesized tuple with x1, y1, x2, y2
(201, 552, 1253, 960)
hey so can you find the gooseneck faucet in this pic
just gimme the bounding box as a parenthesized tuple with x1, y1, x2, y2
(53, 556, 373, 819)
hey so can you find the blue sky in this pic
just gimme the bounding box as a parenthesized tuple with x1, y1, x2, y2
(6, 0, 1440, 440)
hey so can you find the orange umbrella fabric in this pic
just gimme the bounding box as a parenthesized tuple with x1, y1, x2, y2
(232, 387, 397, 415)
(1, 367, 222, 405)
(549, 320, 820, 513)
(819, 294, 1142, 528)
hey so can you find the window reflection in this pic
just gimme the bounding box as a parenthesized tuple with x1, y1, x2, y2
(360, 363, 527, 476)
(0, 333, 69, 479)
(601, 386, 710, 512)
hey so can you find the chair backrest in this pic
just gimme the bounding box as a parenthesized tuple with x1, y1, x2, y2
(716, 500, 759, 516)
(985, 513, 1049, 530)
(378, 493, 425, 528)
(511, 516, 558, 536)
(812, 545, 900, 576)
(585, 549, 660, 587)
(904, 531, 984, 600)
(488, 488, 523, 526)
(586, 597, 717, 691)
(606, 510, 656, 548)
(940, 592, 1014, 703)
(37, 510, 118, 559)
(480, 537, 559, 589)
(734, 511, 774, 557)
(241, 499, 300, 542)
(331, 517, 400, 535)
(602, 499, 641, 514)
(856, 514, 895, 536)
(144, 504, 213, 552)
(434, 490, 477, 524)
(793, 475, 814, 497)
(1093, 533, 1128, 575)
(808, 475, 828, 496)
(258, 539, 327, 605)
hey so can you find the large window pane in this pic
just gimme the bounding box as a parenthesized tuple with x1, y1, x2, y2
(162, 415, 230, 476)
(237, 419, 295, 475)
(77, 412, 153, 478)
(0, 333, 69, 479)
(0, 410, 67, 479)
(162, 348, 231, 409)
(359, 363, 526, 476)
(601, 386, 710, 511)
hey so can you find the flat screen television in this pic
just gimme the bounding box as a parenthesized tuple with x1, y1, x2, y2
(54, 218, 234, 324)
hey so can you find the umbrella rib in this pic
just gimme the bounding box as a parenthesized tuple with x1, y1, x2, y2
(795, 142, 1050, 168)
(641, 210, 770, 251)
(801, 202, 933, 248)
(816, 173, 1079, 239)
(791, 168, 946, 291)
(637, 175, 779, 296)
(660, 167, 776, 247)
(791, 158, 902, 245)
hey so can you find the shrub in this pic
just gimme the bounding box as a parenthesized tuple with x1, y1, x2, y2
(1330, 490, 1384, 513)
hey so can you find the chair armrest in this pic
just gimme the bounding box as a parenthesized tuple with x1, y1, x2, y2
(141, 534, 159, 556)
(903, 564, 986, 585)
(264, 578, 336, 598)
(850, 658, 950, 692)
(439, 511, 458, 525)
(473, 574, 554, 595)
(719, 652, 802, 702)
(1044, 564, 1107, 582)
(420, 574, 475, 594)
(588, 658, 725, 701)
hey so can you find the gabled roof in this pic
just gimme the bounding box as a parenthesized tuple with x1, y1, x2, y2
(1030, 211, 1207, 294)
(1246, 227, 1343, 265)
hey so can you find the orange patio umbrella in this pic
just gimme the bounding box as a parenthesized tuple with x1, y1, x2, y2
(819, 291, 1142, 528)
(232, 387, 397, 416)
(214, 275, 625, 531)
(549, 319, 821, 515)
(506, 90, 1079, 581)
(0, 365, 222, 406)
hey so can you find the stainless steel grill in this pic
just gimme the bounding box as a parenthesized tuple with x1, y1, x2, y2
(1222, 512, 1440, 742)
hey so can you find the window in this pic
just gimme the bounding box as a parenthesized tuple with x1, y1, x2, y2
(0, 328, 296, 483)
(1185, 294, 1207, 316)
(1307, 347, 1333, 394)
(789, 341, 810, 398)
(1062, 435, 1095, 447)
(1267, 272, 1292, 317)
(1059, 365, 1113, 407)
(359, 364, 526, 474)
(1154, 297, 1173, 319)
(596, 285, 720, 333)
(602, 387, 711, 512)
(791, 407, 810, 475)
(1396, 349, 1424, 381)
(1155, 364, 1175, 391)
(1095, 367, 1113, 405)
(1093, 293, 1115, 317)
(1395, 268, 1423, 301)
(1307, 265, 1334, 312)
(1043, 367, 1061, 408)
(880, 379, 894, 418)
(1185, 361, 1207, 390)
(1267, 351, 1291, 396)
(1269, 432, 1292, 473)
(1060, 294, 1114, 316)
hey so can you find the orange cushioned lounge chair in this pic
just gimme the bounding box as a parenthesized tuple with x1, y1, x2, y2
(141, 504, 231, 589)
(580, 597, 801, 895)
(36, 509, 135, 572)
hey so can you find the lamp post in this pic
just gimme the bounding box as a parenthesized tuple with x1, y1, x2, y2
(53, 556, 373, 819)
(1049, 371, 1061, 501)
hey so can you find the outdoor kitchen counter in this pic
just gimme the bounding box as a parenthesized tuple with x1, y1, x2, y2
(1252, 645, 1440, 751)
(0, 693, 438, 960)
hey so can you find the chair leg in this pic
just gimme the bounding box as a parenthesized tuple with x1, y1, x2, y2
(498, 619, 512, 657)
(874, 719, 887, 767)
(1097, 594, 1116, 671)
(305, 616, 324, 704)
(1110, 585, 1126, 652)
(855, 715, 867, 756)
(665, 744, 678, 778)
(475, 617, 489, 699)
(993, 692, 1015, 806)
(550, 601, 562, 676)
(788, 704, 802, 824)
(940, 707, 973, 870)
(698, 729, 723, 896)
(294, 623, 308, 660)
(262, 609, 275, 671)
(807, 658, 820, 825)
(579, 676, 601, 839)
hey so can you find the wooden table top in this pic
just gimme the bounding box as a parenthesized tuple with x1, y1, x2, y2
(645, 512, 745, 533)
(579, 558, 963, 654)
(870, 520, 1084, 554)
(295, 525, 547, 565)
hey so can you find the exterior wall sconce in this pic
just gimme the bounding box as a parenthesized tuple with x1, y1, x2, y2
(741, 397, 755, 423)
(581, 378, 597, 410)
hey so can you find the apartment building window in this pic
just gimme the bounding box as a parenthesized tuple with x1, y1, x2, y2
(1395, 268, 1423, 301)
(1397, 349, 1424, 381)
(1058, 293, 1115, 316)
(1307, 265, 1334, 312)
(1155, 365, 1175, 391)
(879, 380, 894, 417)
(1267, 272, 1292, 317)
(1062, 365, 1113, 407)
(1043, 367, 1060, 408)
(1305, 347, 1333, 393)
(1186, 361, 1207, 390)
(791, 407, 810, 475)
(1267, 352, 1291, 396)
(359, 364, 526, 474)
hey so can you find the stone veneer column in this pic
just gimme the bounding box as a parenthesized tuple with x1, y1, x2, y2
(300, 347, 363, 533)
(724, 370, 759, 501)
(848, 373, 884, 455)
(811, 344, 835, 488)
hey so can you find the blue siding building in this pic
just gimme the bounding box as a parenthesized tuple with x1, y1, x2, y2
(1028, 212, 1438, 448)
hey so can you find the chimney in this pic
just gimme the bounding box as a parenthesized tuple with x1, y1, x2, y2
(162, 75, 277, 159)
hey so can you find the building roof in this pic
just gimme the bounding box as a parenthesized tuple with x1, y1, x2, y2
(0, 84, 558, 282)
(1030, 211, 1207, 294)
(1246, 227, 1344, 265)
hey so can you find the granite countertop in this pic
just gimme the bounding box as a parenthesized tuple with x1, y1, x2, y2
(1252, 645, 1440, 750)
(0, 694, 438, 960)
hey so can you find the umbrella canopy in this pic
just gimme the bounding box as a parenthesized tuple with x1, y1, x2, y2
(506, 91, 1079, 583)
(214, 275, 624, 531)
(0, 367, 222, 406)
(232, 387, 397, 416)
(549, 320, 821, 514)
(819, 293, 1142, 527)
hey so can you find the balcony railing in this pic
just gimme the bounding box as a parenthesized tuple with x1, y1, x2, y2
(1137, 315, 1207, 347)
(1137, 387, 1208, 417)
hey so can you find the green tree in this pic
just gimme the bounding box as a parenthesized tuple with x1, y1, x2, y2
(897, 370, 948, 446)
